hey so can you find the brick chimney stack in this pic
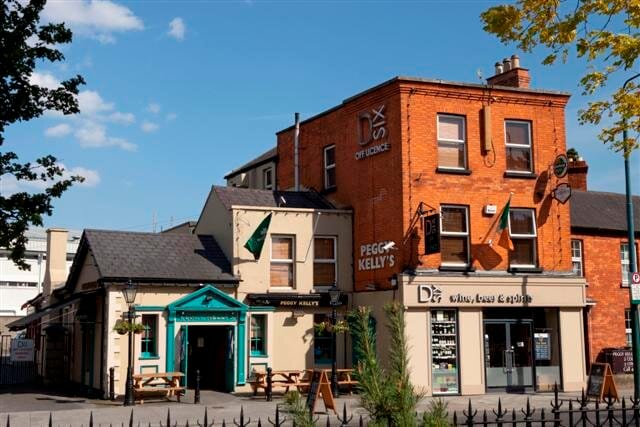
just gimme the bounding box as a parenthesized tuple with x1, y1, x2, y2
(568, 158, 589, 191)
(487, 54, 531, 89)
(42, 228, 69, 301)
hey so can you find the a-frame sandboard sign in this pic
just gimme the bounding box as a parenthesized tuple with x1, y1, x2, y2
(305, 370, 337, 414)
(587, 362, 619, 401)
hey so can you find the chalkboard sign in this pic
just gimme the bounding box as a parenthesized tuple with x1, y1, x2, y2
(587, 363, 618, 401)
(305, 370, 336, 414)
(424, 214, 440, 255)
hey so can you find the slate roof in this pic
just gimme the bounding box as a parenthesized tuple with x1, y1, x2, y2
(69, 229, 236, 284)
(213, 186, 336, 210)
(571, 190, 640, 233)
(224, 147, 277, 179)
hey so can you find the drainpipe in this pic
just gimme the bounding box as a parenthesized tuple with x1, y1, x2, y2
(294, 112, 300, 191)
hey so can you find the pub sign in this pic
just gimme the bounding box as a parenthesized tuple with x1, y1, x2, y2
(424, 214, 440, 255)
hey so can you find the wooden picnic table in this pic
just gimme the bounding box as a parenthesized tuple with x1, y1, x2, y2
(249, 368, 358, 396)
(132, 372, 185, 404)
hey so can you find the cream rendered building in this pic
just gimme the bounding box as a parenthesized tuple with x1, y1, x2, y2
(12, 186, 352, 397)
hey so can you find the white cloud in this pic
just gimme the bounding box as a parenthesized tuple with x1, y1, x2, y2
(44, 123, 72, 138)
(108, 111, 135, 125)
(30, 71, 60, 89)
(75, 122, 136, 151)
(168, 17, 186, 41)
(141, 121, 159, 133)
(66, 166, 101, 187)
(78, 90, 114, 115)
(43, 0, 144, 44)
(0, 164, 101, 195)
(147, 103, 161, 114)
(166, 112, 177, 121)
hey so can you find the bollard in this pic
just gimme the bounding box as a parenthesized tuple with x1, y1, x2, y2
(109, 367, 115, 401)
(266, 367, 273, 402)
(194, 369, 201, 404)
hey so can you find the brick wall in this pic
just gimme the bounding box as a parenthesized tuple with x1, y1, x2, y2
(575, 231, 637, 361)
(277, 78, 573, 291)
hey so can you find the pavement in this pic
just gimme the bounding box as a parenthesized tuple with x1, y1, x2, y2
(0, 386, 636, 426)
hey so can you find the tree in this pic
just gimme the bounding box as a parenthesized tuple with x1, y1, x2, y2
(1, 0, 85, 269)
(481, 1, 640, 156)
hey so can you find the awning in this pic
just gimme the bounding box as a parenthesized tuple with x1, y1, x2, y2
(7, 289, 101, 331)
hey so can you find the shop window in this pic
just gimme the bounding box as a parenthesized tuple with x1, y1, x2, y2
(263, 168, 273, 190)
(140, 314, 157, 358)
(621, 243, 631, 286)
(505, 121, 533, 173)
(314, 314, 332, 365)
(626, 309, 633, 347)
(437, 115, 466, 170)
(314, 237, 337, 289)
(508, 208, 537, 268)
(571, 240, 584, 277)
(271, 236, 295, 288)
(324, 145, 336, 190)
(250, 314, 267, 357)
(440, 205, 469, 266)
(431, 309, 459, 395)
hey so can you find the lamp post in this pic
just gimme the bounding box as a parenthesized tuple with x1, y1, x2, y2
(328, 284, 342, 397)
(122, 279, 138, 407)
(623, 73, 640, 398)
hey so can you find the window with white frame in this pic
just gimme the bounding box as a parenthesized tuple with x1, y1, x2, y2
(571, 239, 584, 277)
(440, 205, 470, 266)
(508, 208, 537, 267)
(505, 120, 533, 173)
(271, 236, 295, 287)
(314, 237, 337, 288)
(263, 168, 273, 190)
(626, 309, 633, 347)
(621, 243, 631, 286)
(437, 115, 466, 169)
(324, 145, 336, 189)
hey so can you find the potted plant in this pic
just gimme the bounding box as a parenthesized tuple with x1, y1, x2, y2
(113, 320, 145, 335)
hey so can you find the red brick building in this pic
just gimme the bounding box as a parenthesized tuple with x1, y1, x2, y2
(568, 161, 640, 365)
(268, 57, 588, 394)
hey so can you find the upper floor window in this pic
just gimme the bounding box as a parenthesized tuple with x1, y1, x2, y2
(505, 121, 533, 173)
(571, 240, 584, 277)
(140, 314, 158, 358)
(314, 237, 337, 289)
(621, 243, 631, 286)
(250, 314, 267, 356)
(324, 145, 336, 190)
(509, 208, 537, 268)
(440, 205, 470, 266)
(437, 115, 466, 170)
(263, 168, 273, 190)
(271, 236, 295, 288)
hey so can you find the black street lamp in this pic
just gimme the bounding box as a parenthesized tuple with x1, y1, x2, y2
(328, 284, 342, 397)
(122, 279, 138, 407)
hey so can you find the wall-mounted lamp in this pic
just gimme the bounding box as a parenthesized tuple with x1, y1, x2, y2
(389, 274, 399, 288)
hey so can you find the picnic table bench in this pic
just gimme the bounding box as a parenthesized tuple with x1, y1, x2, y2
(249, 368, 358, 396)
(133, 372, 185, 404)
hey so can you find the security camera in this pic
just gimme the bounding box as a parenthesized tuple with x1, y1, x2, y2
(382, 241, 396, 251)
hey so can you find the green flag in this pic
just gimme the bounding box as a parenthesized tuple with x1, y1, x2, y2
(497, 195, 512, 233)
(244, 213, 272, 259)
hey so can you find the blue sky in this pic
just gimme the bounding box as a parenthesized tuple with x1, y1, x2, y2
(4, 0, 639, 232)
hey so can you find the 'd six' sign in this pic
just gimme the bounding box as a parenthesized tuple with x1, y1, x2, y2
(356, 105, 390, 160)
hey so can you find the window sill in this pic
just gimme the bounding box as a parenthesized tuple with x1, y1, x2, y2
(436, 168, 472, 176)
(504, 171, 538, 180)
(250, 353, 269, 358)
(139, 355, 160, 360)
(268, 287, 296, 293)
(321, 187, 337, 195)
(439, 265, 476, 273)
(508, 267, 543, 274)
(622, 283, 630, 288)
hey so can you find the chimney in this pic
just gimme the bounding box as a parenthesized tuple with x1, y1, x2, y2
(568, 157, 589, 191)
(42, 228, 69, 299)
(487, 54, 531, 88)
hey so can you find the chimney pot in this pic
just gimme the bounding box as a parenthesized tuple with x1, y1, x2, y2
(495, 62, 503, 74)
(511, 54, 520, 68)
(503, 58, 511, 71)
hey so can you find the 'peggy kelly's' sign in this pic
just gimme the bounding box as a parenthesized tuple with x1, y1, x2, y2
(358, 241, 396, 271)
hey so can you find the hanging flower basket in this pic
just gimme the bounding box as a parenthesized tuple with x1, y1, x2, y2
(113, 320, 144, 335)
